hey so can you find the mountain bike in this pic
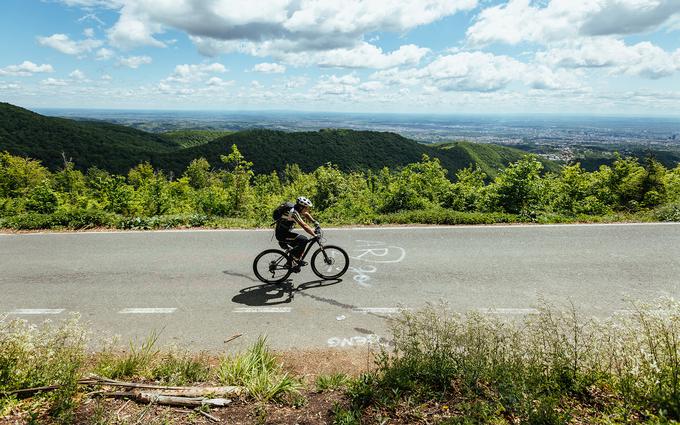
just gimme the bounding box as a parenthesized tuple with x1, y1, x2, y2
(253, 226, 349, 284)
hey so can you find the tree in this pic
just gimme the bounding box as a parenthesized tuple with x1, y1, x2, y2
(183, 157, 212, 189)
(221, 144, 255, 217)
(487, 156, 543, 214)
(444, 165, 487, 211)
(0, 152, 50, 198)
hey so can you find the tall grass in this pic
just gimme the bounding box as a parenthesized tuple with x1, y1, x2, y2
(217, 336, 301, 403)
(0, 315, 87, 421)
(345, 300, 680, 423)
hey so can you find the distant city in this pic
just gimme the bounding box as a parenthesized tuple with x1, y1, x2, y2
(37, 108, 680, 163)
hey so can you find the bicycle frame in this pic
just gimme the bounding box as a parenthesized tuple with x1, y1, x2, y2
(287, 234, 324, 264)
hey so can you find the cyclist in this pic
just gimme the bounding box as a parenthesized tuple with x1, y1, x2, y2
(275, 196, 320, 272)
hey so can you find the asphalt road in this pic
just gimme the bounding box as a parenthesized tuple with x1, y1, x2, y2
(1, 223, 679, 351)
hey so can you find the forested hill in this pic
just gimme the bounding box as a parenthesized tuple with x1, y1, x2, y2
(0, 102, 179, 173)
(155, 129, 557, 177)
(0, 103, 555, 177)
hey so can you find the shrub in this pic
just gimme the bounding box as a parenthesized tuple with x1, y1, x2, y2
(372, 208, 520, 225)
(653, 203, 680, 222)
(343, 300, 680, 423)
(0, 315, 87, 421)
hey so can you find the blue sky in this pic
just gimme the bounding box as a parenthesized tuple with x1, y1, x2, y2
(1, 0, 680, 115)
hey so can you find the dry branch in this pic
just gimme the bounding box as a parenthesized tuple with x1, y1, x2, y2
(100, 391, 232, 407)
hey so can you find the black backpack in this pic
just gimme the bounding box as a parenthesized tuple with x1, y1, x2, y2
(272, 201, 294, 221)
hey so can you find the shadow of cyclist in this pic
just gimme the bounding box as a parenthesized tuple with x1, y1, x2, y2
(231, 278, 341, 306)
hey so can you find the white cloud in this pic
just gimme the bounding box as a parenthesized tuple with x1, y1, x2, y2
(467, 0, 680, 46)
(37, 33, 103, 55)
(90, 0, 475, 68)
(0, 61, 54, 77)
(0, 83, 20, 90)
(206, 77, 234, 86)
(538, 38, 680, 79)
(96, 47, 115, 60)
(41, 78, 68, 86)
(84, 28, 95, 38)
(313, 73, 361, 96)
(423, 52, 524, 91)
(253, 62, 286, 73)
(285, 43, 430, 69)
(359, 81, 384, 91)
(107, 3, 165, 49)
(102, 74, 113, 80)
(69, 69, 87, 80)
(118, 55, 152, 68)
(164, 63, 227, 83)
(371, 51, 583, 92)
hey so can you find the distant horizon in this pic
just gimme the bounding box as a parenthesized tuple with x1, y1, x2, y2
(28, 104, 680, 121)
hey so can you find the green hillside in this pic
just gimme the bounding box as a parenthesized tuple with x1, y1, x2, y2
(161, 129, 234, 148)
(0, 102, 179, 174)
(155, 128, 549, 178)
(0, 103, 555, 178)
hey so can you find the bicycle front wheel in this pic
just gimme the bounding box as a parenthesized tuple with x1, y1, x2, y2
(311, 245, 349, 280)
(253, 249, 292, 284)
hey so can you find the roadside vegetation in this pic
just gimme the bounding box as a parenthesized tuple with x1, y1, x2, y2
(0, 144, 679, 231)
(2, 300, 680, 423)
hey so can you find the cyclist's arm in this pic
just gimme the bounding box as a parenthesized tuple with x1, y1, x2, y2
(293, 214, 316, 237)
(303, 211, 319, 226)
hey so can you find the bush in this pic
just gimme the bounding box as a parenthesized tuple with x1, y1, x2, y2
(372, 208, 520, 225)
(343, 300, 680, 423)
(0, 315, 87, 421)
(653, 203, 680, 222)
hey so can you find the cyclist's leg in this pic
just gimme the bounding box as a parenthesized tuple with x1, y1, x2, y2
(289, 233, 309, 262)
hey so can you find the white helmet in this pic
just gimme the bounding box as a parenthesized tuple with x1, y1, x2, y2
(296, 196, 313, 208)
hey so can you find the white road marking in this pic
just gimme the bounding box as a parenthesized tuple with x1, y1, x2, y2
(233, 307, 292, 313)
(8, 309, 65, 315)
(479, 308, 539, 315)
(352, 307, 407, 314)
(118, 308, 177, 314)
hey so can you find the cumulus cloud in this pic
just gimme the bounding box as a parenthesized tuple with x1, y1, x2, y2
(41, 78, 68, 86)
(313, 73, 361, 96)
(371, 51, 583, 92)
(164, 63, 227, 83)
(69, 69, 87, 80)
(76, 0, 475, 67)
(253, 62, 286, 73)
(0, 61, 54, 76)
(286, 43, 430, 68)
(37, 33, 103, 55)
(467, 0, 680, 46)
(95, 47, 115, 60)
(107, 3, 165, 49)
(117, 55, 152, 68)
(206, 77, 234, 86)
(538, 38, 680, 79)
(0, 83, 20, 90)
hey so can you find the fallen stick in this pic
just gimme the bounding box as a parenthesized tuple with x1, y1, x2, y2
(7, 380, 99, 397)
(197, 409, 220, 422)
(224, 333, 243, 344)
(100, 391, 232, 408)
(8, 376, 242, 399)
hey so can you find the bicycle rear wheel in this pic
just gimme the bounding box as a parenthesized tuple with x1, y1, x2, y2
(311, 245, 349, 280)
(253, 249, 292, 284)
